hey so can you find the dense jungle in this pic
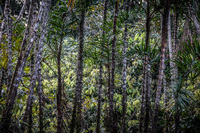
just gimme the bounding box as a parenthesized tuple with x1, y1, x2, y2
(0, 0, 200, 133)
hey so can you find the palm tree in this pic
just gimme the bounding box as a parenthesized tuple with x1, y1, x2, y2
(121, 0, 129, 132)
(152, 0, 169, 132)
(70, 1, 86, 132)
(96, 0, 108, 133)
(109, 0, 119, 132)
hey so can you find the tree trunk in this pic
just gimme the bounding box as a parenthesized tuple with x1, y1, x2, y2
(38, 62, 44, 133)
(21, 0, 49, 132)
(70, 3, 85, 133)
(96, 0, 108, 133)
(6, 5, 12, 91)
(121, 0, 129, 133)
(152, 1, 169, 132)
(0, 0, 9, 45)
(163, 76, 168, 133)
(140, 0, 151, 132)
(144, 0, 151, 132)
(56, 21, 64, 133)
(109, 1, 119, 132)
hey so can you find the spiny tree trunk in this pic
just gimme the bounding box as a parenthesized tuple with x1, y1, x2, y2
(139, 63, 146, 133)
(163, 76, 168, 133)
(152, 1, 169, 132)
(21, 0, 49, 132)
(96, 0, 108, 133)
(188, 4, 200, 36)
(173, 11, 180, 133)
(6, 3, 12, 91)
(144, 0, 151, 132)
(164, 10, 172, 133)
(76, 7, 85, 133)
(140, 0, 151, 132)
(0, 0, 9, 45)
(38, 63, 44, 133)
(56, 22, 64, 133)
(109, 1, 119, 132)
(121, 0, 129, 133)
(70, 3, 85, 133)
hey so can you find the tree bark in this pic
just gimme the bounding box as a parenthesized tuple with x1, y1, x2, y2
(56, 20, 64, 133)
(121, 0, 129, 133)
(6, 2, 12, 91)
(144, 0, 151, 132)
(140, 0, 151, 132)
(96, 0, 108, 133)
(37, 62, 44, 133)
(0, 0, 9, 45)
(109, 1, 119, 132)
(70, 3, 85, 133)
(21, 0, 49, 132)
(152, 1, 169, 132)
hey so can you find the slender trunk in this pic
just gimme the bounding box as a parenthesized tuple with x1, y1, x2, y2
(0, 0, 9, 45)
(6, 5, 12, 91)
(38, 61, 44, 133)
(164, 10, 172, 133)
(56, 25, 64, 133)
(152, 1, 169, 132)
(109, 1, 119, 132)
(163, 76, 168, 133)
(139, 62, 146, 133)
(144, 0, 151, 132)
(121, 0, 129, 133)
(168, 10, 175, 99)
(106, 51, 111, 132)
(70, 4, 85, 133)
(21, 1, 49, 132)
(188, 4, 200, 36)
(96, 0, 108, 133)
(140, 0, 151, 132)
(76, 8, 85, 133)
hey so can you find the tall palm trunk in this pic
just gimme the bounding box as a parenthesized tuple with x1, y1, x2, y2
(144, 0, 151, 132)
(121, 0, 129, 133)
(21, 0, 49, 132)
(70, 3, 85, 133)
(152, 1, 169, 132)
(56, 22, 64, 133)
(139, 0, 151, 132)
(38, 63, 44, 133)
(96, 0, 108, 133)
(109, 1, 119, 132)
(6, 5, 12, 91)
(0, 0, 9, 45)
